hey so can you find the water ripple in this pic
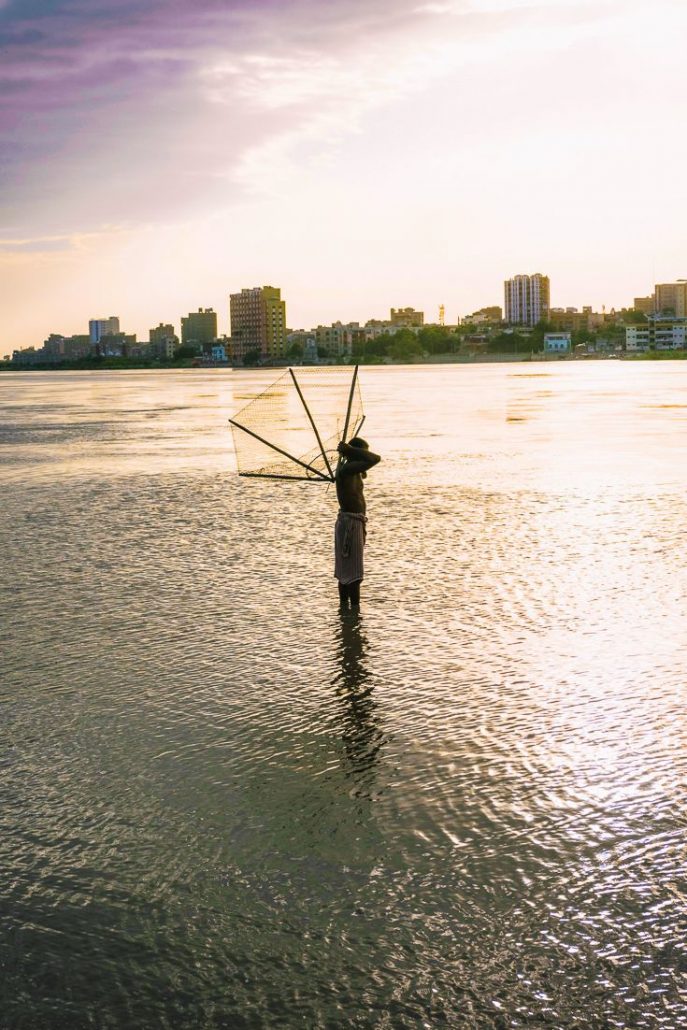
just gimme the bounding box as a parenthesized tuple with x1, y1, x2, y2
(2, 365, 687, 1027)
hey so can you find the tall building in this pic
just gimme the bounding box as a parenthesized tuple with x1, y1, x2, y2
(229, 286, 286, 363)
(654, 282, 687, 317)
(504, 274, 550, 326)
(181, 308, 217, 346)
(89, 316, 120, 345)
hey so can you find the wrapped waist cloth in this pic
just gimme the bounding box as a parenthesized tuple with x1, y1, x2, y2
(334, 511, 367, 585)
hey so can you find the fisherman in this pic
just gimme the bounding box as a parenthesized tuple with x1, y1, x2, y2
(335, 437, 381, 608)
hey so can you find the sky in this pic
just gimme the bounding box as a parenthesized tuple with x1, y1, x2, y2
(1, 0, 686, 352)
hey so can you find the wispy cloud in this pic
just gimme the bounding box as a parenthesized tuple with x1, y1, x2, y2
(0, 0, 636, 237)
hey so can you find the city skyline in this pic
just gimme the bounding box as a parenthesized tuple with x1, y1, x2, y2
(2, 0, 686, 353)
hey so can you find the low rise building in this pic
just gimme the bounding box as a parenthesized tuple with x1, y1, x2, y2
(62, 335, 91, 359)
(286, 330, 317, 362)
(626, 320, 687, 351)
(544, 332, 572, 353)
(97, 333, 137, 357)
(315, 321, 366, 359)
(390, 307, 424, 327)
(549, 307, 604, 333)
(149, 323, 178, 360)
(181, 308, 217, 347)
(462, 306, 502, 326)
(363, 320, 421, 340)
(634, 295, 655, 315)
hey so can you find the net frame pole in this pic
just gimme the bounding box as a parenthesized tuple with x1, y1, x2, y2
(288, 368, 334, 481)
(239, 472, 330, 482)
(336, 364, 359, 476)
(228, 418, 331, 481)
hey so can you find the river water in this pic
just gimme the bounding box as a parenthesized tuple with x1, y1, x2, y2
(1, 363, 686, 1028)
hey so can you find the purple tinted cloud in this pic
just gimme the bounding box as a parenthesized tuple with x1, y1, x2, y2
(1, 0, 436, 236)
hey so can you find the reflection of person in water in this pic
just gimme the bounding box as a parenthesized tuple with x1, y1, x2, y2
(332, 612, 385, 784)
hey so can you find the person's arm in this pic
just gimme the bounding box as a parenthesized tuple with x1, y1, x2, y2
(337, 441, 381, 473)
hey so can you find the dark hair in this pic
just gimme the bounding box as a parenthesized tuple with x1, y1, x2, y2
(348, 436, 369, 449)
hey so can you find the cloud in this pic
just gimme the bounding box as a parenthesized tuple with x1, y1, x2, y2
(4, 0, 473, 234)
(0, 0, 675, 242)
(0, 235, 74, 253)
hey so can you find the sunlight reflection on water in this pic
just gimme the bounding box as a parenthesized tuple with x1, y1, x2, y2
(1, 363, 687, 1028)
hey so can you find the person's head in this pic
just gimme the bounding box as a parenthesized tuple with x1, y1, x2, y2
(346, 436, 370, 477)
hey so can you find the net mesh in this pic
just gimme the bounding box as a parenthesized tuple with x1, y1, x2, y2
(229, 366, 364, 481)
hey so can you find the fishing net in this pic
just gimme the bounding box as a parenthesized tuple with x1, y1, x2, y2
(229, 366, 364, 481)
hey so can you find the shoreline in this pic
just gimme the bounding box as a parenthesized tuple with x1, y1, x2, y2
(1, 351, 686, 372)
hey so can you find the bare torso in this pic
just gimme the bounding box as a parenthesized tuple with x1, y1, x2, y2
(335, 468, 367, 514)
(334, 440, 381, 513)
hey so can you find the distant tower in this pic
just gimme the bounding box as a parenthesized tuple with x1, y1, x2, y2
(439, 304, 445, 326)
(504, 273, 550, 326)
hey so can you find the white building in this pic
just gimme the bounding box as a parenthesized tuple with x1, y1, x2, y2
(504, 274, 550, 326)
(89, 316, 120, 345)
(626, 321, 687, 351)
(544, 332, 571, 353)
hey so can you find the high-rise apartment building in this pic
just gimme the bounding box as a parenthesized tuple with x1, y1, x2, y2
(229, 286, 286, 362)
(504, 274, 550, 326)
(181, 308, 217, 346)
(89, 316, 120, 344)
(654, 282, 687, 317)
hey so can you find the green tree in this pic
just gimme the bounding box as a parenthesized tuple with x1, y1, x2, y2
(366, 334, 391, 357)
(173, 344, 198, 361)
(487, 332, 530, 354)
(243, 349, 261, 367)
(418, 326, 455, 354)
(620, 309, 648, 324)
(389, 329, 422, 362)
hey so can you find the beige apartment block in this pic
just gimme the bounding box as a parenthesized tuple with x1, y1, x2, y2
(549, 307, 603, 333)
(230, 286, 286, 362)
(181, 308, 217, 346)
(634, 296, 655, 315)
(390, 307, 424, 327)
(654, 282, 687, 317)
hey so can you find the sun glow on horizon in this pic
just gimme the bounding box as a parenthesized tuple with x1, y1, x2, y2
(1, 0, 686, 351)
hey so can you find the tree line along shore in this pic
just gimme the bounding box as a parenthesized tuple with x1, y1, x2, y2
(4, 319, 686, 371)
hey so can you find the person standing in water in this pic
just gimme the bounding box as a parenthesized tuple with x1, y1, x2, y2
(334, 437, 381, 608)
